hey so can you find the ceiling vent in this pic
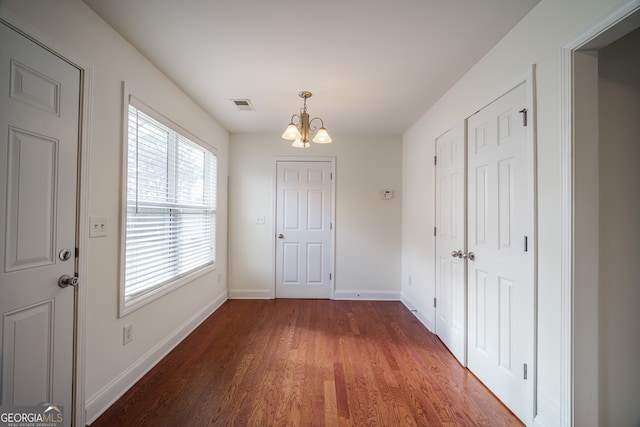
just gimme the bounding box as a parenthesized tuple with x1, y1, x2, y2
(231, 99, 255, 111)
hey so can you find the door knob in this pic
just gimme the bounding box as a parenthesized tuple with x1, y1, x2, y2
(58, 248, 72, 261)
(451, 250, 462, 258)
(58, 274, 78, 288)
(467, 252, 475, 261)
(278, 234, 284, 239)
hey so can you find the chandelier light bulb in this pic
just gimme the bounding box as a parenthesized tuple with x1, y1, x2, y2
(282, 123, 302, 141)
(291, 139, 306, 148)
(312, 127, 332, 144)
(281, 91, 332, 147)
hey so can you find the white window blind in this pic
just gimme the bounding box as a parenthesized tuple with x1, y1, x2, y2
(124, 97, 217, 307)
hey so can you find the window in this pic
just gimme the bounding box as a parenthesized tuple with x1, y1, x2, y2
(122, 96, 217, 313)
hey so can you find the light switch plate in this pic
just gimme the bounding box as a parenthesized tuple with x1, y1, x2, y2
(89, 216, 107, 237)
(380, 190, 394, 200)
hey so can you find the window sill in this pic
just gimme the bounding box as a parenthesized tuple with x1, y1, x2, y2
(119, 263, 217, 318)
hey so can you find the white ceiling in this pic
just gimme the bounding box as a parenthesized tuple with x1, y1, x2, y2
(83, 0, 539, 137)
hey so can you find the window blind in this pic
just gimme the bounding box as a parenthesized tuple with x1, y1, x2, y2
(125, 100, 217, 305)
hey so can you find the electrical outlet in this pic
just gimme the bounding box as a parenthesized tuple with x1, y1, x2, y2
(123, 324, 133, 345)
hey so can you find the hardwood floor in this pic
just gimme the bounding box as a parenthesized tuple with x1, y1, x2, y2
(90, 300, 523, 426)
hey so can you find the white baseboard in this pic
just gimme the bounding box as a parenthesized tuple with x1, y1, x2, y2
(228, 288, 273, 299)
(332, 290, 401, 300)
(533, 414, 552, 427)
(401, 293, 434, 333)
(533, 387, 562, 427)
(85, 290, 228, 424)
(229, 289, 401, 301)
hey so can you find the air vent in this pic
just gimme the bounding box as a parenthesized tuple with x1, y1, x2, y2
(230, 99, 255, 111)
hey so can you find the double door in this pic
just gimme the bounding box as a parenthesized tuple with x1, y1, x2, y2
(434, 82, 534, 424)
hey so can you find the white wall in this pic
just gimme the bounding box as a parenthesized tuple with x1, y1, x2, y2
(400, 0, 629, 426)
(229, 134, 402, 299)
(598, 27, 640, 426)
(1, 0, 229, 423)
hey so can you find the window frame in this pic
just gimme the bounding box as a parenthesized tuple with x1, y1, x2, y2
(119, 88, 218, 317)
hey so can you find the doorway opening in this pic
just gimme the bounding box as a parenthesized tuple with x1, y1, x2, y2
(563, 4, 640, 425)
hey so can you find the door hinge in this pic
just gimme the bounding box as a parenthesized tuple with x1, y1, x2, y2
(75, 247, 79, 258)
(330, 172, 333, 180)
(434, 226, 437, 237)
(524, 236, 528, 252)
(434, 155, 437, 165)
(330, 223, 333, 230)
(330, 273, 332, 280)
(519, 108, 528, 126)
(524, 363, 528, 380)
(434, 298, 437, 308)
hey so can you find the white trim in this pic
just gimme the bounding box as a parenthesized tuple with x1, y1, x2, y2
(0, 8, 93, 427)
(567, 0, 640, 50)
(272, 156, 336, 299)
(85, 290, 227, 424)
(558, 41, 574, 427)
(559, 2, 640, 426)
(76, 64, 93, 427)
(401, 294, 435, 333)
(525, 65, 539, 427)
(433, 127, 441, 338)
(128, 94, 218, 154)
(464, 68, 537, 126)
(228, 288, 273, 299)
(333, 290, 401, 301)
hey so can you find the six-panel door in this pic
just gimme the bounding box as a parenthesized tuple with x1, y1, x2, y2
(467, 82, 533, 423)
(0, 23, 80, 425)
(275, 161, 332, 298)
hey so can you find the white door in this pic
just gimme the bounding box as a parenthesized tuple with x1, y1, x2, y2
(0, 22, 80, 423)
(275, 161, 333, 298)
(434, 123, 466, 365)
(467, 82, 533, 423)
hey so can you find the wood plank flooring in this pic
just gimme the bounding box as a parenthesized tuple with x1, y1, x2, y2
(90, 300, 523, 426)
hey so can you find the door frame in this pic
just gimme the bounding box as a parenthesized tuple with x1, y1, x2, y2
(272, 156, 336, 299)
(0, 8, 93, 427)
(560, 1, 640, 425)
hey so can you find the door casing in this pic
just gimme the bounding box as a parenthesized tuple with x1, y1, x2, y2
(560, 3, 640, 425)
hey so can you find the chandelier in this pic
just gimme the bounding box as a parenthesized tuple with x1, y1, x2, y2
(281, 91, 332, 148)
